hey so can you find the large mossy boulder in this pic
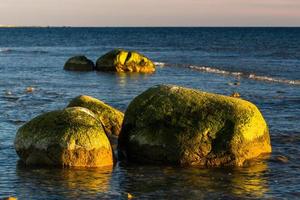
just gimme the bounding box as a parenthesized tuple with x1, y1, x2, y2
(64, 55, 94, 71)
(67, 95, 124, 142)
(95, 49, 155, 73)
(118, 85, 271, 167)
(14, 107, 114, 167)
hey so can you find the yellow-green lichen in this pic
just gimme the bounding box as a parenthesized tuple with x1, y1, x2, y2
(14, 107, 114, 167)
(67, 95, 124, 141)
(118, 85, 271, 167)
(96, 49, 155, 73)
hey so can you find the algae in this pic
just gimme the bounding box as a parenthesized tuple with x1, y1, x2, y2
(96, 49, 155, 73)
(67, 95, 124, 140)
(118, 85, 271, 167)
(14, 107, 114, 167)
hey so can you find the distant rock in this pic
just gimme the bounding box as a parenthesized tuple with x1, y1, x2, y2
(14, 107, 114, 167)
(95, 49, 155, 73)
(67, 95, 124, 142)
(118, 85, 271, 167)
(64, 55, 94, 71)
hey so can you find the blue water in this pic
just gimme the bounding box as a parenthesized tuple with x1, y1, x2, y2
(0, 27, 299, 199)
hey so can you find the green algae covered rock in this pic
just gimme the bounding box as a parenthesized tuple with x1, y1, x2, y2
(118, 85, 271, 167)
(95, 49, 155, 73)
(14, 107, 114, 167)
(64, 55, 94, 71)
(67, 95, 124, 142)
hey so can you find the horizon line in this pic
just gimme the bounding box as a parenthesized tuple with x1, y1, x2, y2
(0, 25, 300, 28)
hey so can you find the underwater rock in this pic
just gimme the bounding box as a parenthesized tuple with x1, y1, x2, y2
(64, 55, 94, 71)
(67, 95, 124, 142)
(118, 84, 271, 167)
(14, 107, 114, 167)
(95, 49, 155, 73)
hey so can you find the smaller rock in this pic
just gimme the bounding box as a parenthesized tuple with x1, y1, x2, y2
(228, 82, 240, 86)
(127, 193, 133, 199)
(5, 90, 12, 96)
(25, 87, 35, 93)
(67, 95, 124, 142)
(230, 92, 241, 98)
(0, 197, 17, 200)
(64, 55, 94, 71)
(14, 107, 114, 167)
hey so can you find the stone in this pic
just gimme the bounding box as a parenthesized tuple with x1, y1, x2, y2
(95, 49, 155, 73)
(118, 85, 271, 167)
(230, 92, 240, 98)
(0, 197, 18, 200)
(67, 95, 124, 142)
(64, 55, 94, 71)
(14, 107, 114, 167)
(25, 87, 35, 93)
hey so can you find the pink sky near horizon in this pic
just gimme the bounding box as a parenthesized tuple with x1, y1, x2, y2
(0, 0, 299, 26)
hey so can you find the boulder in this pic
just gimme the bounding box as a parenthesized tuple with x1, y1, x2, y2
(95, 49, 155, 73)
(67, 95, 124, 142)
(14, 107, 114, 167)
(64, 55, 94, 71)
(118, 85, 271, 167)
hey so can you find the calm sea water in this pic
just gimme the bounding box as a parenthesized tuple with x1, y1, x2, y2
(0, 27, 299, 199)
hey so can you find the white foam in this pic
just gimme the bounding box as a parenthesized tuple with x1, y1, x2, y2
(154, 62, 166, 67)
(188, 65, 300, 85)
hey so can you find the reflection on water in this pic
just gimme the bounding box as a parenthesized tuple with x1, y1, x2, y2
(16, 163, 113, 199)
(12, 158, 270, 199)
(116, 158, 270, 199)
(116, 73, 151, 88)
(231, 158, 269, 197)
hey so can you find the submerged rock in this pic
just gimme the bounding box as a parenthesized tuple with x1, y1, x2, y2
(64, 55, 94, 71)
(14, 107, 114, 167)
(118, 85, 271, 167)
(95, 49, 155, 73)
(67, 95, 124, 142)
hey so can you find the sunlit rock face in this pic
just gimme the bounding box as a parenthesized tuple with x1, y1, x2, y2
(67, 95, 124, 143)
(96, 49, 155, 73)
(14, 107, 114, 167)
(118, 85, 271, 167)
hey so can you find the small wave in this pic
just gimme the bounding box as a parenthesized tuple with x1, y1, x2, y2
(0, 48, 13, 53)
(0, 48, 48, 54)
(189, 65, 300, 85)
(154, 62, 166, 67)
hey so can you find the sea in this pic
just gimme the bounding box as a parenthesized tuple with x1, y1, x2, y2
(0, 27, 299, 199)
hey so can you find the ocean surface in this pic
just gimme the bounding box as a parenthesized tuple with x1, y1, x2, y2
(0, 27, 299, 199)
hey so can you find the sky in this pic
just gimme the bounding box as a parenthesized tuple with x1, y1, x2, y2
(0, 0, 300, 26)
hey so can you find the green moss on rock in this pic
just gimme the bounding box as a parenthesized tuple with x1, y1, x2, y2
(118, 85, 271, 167)
(64, 55, 94, 71)
(14, 107, 114, 167)
(67, 95, 124, 142)
(95, 49, 155, 73)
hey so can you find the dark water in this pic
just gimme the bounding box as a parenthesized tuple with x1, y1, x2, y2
(0, 27, 299, 199)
